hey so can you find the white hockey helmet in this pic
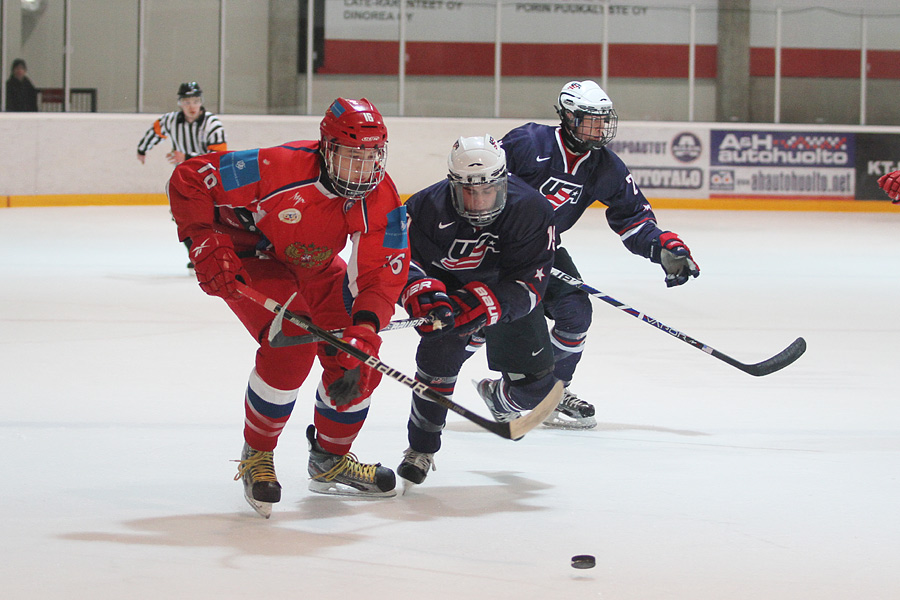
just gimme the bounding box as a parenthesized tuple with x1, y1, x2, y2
(447, 135, 508, 227)
(555, 80, 618, 152)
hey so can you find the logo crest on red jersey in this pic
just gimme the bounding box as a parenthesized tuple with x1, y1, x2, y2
(285, 243, 332, 268)
(278, 208, 302, 224)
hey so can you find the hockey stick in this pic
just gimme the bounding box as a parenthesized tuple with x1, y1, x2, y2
(267, 311, 433, 348)
(236, 283, 562, 440)
(551, 268, 806, 377)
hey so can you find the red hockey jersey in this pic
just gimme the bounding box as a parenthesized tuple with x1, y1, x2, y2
(168, 140, 409, 330)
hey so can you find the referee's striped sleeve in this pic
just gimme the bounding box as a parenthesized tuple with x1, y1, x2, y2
(204, 114, 227, 152)
(136, 116, 168, 155)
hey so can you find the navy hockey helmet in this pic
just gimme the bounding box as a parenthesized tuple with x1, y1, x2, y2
(555, 80, 618, 153)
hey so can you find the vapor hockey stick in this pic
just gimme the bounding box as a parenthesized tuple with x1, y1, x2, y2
(236, 283, 563, 440)
(267, 311, 433, 348)
(551, 268, 806, 377)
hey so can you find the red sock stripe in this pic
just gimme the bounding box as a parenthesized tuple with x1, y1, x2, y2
(313, 414, 364, 455)
(552, 330, 586, 349)
(243, 397, 290, 452)
(415, 373, 455, 396)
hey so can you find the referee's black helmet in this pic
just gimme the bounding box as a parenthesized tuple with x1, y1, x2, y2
(177, 82, 203, 99)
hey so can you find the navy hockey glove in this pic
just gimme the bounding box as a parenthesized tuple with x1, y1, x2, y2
(878, 170, 900, 203)
(401, 278, 455, 338)
(446, 281, 501, 336)
(650, 231, 700, 288)
(190, 233, 250, 300)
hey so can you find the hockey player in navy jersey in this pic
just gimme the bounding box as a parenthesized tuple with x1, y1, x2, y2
(500, 80, 700, 429)
(396, 135, 558, 486)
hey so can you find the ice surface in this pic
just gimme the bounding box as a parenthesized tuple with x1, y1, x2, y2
(2, 206, 899, 599)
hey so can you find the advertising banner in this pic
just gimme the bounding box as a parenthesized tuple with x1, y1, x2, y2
(854, 133, 900, 201)
(708, 130, 855, 199)
(609, 126, 900, 202)
(607, 127, 708, 199)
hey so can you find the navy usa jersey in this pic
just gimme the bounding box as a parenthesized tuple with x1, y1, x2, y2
(501, 122, 663, 259)
(405, 175, 555, 324)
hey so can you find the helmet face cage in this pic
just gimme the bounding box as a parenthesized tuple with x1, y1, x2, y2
(555, 80, 618, 152)
(447, 135, 508, 227)
(320, 98, 388, 200)
(321, 140, 387, 200)
(560, 107, 618, 151)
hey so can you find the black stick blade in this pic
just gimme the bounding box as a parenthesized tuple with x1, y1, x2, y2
(735, 337, 807, 377)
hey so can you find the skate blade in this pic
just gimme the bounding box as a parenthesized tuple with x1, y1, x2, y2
(308, 479, 398, 499)
(400, 477, 422, 495)
(244, 494, 273, 518)
(542, 414, 598, 430)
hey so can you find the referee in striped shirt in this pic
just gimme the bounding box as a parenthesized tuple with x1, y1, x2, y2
(137, 82, 227, 166)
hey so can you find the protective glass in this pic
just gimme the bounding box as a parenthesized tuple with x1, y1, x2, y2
(449, 179, 507, 227)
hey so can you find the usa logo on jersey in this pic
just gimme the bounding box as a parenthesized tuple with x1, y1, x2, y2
(539, 177, 583, 209)
(439, 232, 499, 270)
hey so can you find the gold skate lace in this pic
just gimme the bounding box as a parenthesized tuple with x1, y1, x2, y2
(311, 452, 377, 483)
(233, 450, 278, 483)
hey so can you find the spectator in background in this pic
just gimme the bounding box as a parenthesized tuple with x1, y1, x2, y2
(5, 59, 38, 112)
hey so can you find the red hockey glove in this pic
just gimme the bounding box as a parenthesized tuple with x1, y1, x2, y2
(446, 281, 501, 336)
(401, 278, 455, 338)
(328, 325, 383, 411)
(650, 231, 700, 288)
(877, 170, 900, 203)
(335, 324, 382, 370)
(190, 233, 249, 300)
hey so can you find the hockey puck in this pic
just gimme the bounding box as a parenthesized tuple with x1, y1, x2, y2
(571, 554, 596, 569)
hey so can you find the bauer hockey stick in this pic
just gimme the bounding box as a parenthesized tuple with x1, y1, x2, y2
(267, 312, 433, 348)
(236, 283, 563, 440)
(551, 268, 806, 377)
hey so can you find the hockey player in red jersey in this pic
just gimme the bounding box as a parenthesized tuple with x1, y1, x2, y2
(167, 98, 410, 517)
(878, 170, 900, 203)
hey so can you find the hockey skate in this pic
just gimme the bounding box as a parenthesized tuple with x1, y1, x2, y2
(397, 447, 436, 491)
(475, 378, 521, 423)
(234, 443, 282, 518)
(306, 425, 397, 498)
(542, 388, 597, 430)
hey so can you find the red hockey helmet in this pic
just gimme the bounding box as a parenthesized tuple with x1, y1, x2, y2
(319, 98, 388, 199)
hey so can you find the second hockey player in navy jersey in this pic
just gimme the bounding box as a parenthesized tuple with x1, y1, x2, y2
(501, 80, 700, 428)
(395, 135, 558, 487)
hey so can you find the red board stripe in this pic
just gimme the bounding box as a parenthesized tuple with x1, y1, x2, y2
(320, 40, 900, 79)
